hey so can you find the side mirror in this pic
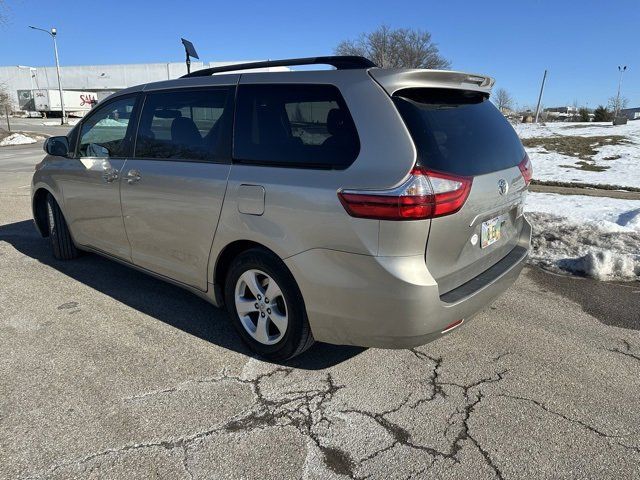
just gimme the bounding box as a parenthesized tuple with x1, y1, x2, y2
(44, 136, 70, 157)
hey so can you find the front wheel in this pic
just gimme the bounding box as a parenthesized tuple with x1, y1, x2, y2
(224, 249, 314, 360)
(46, 193, 79, 260)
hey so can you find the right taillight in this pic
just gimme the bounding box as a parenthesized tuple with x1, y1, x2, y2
(518, 153, 533, 185)
(338, 167, 472, 221)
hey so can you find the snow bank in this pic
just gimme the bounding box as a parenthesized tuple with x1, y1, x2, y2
(0, 133, 37, 146)
(525, 193, 640, 280)
(526, 212, 639, 280)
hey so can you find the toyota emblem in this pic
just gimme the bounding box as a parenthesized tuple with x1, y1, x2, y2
(498, 179, 508, 196)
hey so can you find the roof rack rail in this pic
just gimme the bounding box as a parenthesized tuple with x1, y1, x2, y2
(181, 55, 377, 78)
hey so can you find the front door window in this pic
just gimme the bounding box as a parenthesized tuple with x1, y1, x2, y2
(78, 97, 136, 158)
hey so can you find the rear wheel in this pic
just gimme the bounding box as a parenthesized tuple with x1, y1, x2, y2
(224, 248, 314, 360)
(46, 193, 78, 260)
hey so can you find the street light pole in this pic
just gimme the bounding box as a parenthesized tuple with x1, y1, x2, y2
(614, 65, 627, 119)
(28, 25, 66, 125)
(51, 29, 66, 125)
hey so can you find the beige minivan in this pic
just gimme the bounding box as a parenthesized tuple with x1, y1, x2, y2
(32, 56, 531, 359)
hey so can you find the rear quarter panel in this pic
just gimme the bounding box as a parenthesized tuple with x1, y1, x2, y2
(207, 70, 418, 284)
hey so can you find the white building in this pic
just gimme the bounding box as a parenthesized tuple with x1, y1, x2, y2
(0, 61, 286, 111)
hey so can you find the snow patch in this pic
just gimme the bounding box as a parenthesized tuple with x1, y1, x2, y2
(513, 121, 640, 189)
(0, 133, 37, 146)
(525, 192, 640, 233)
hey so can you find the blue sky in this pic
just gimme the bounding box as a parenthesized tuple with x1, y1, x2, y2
(1, 0, 638, 108)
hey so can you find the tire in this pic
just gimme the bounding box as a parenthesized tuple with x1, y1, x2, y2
(46, 193, 79, 260)
(224, 248, 314, 360)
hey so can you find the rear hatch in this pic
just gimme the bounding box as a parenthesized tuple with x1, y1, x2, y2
(390, 86, 529, 295)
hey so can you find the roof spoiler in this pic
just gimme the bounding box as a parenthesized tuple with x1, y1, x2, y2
(181, 56, 377, 78)
(369, 69, 495, 96)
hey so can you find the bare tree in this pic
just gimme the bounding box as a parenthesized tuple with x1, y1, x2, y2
(608, 96, 628, 114)
(0, 83, 12, 132)
(335, 25, 450, 69)
(0, 83, 10, 111)
(493, 88, 514, 113)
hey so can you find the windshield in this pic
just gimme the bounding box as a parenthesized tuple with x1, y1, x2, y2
(393, 88, 525, 176)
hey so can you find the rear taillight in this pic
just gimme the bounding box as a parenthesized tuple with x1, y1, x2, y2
(338, 167, 472, 221)
(518, 154, 533, 185)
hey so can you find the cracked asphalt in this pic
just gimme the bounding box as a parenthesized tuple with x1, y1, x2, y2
(1, 143, 640, 480)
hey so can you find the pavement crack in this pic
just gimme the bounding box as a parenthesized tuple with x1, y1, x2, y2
(499, 393, 639, 454)
(461, 393, 505, 480)
(341, 353, 509, 479)
(22, 368, 297, 479)
(447, 383, 506, 480)
(609, 339, 640, 364)
(218, 368, 357, 478)
(181, 444, 194, 480)
(409, 349, 447, 406)
(122, 373, 235, 402)
(25, 357, 516, 480)
(25, 437, 197, 480)
(492, 351, 513, 362)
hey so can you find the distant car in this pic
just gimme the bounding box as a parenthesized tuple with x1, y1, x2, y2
(32, 56, 532, 360)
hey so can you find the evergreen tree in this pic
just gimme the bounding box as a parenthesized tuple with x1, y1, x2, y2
(593, 105, 612, 122)
(578, 108, 590, 122)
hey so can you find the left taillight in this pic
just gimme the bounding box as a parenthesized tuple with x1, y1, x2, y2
(518, 153, 533, 185)
(338, 167, 472, 221)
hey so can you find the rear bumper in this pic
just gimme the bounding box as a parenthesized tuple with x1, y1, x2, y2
(285, 217, 531, 348)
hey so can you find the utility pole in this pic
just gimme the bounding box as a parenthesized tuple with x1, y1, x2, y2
(29, 26, 66, 125)
(614, 65, 627, 118)
(534, 69, 547, 123)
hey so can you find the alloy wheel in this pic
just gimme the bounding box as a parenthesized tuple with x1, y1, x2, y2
(234, 269, 288, 345)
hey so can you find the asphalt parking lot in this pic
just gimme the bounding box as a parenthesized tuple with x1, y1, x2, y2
(1, 142, 639, 479)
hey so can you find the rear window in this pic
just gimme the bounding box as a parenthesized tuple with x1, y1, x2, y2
(393, 88, 525, 176)
(234, 84, 360, 169)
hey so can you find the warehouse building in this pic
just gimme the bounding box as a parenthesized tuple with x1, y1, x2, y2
(0, 60, 286, 113)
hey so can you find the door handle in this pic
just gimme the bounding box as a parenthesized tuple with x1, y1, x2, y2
(125, 169, 142, 184)
(102, 168, 119, 183)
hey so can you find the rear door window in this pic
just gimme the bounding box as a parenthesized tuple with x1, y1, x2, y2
(393, 88, 525, 176)
(135, 87, 234, 162)
(234, 84, 360, 169)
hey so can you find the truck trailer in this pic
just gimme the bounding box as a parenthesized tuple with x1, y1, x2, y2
(33, 89, 98, 116)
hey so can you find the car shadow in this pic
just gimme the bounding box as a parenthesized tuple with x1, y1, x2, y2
(0, 220, 365, 370)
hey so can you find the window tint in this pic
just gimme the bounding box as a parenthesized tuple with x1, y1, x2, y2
(78, 96, 136, 158)
(234, 84, 359, 169)
(392, 88, 525, 176)
(135, 88, 233, 162)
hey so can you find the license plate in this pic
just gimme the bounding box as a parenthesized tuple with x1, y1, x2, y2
(481, 215, 503, 248)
